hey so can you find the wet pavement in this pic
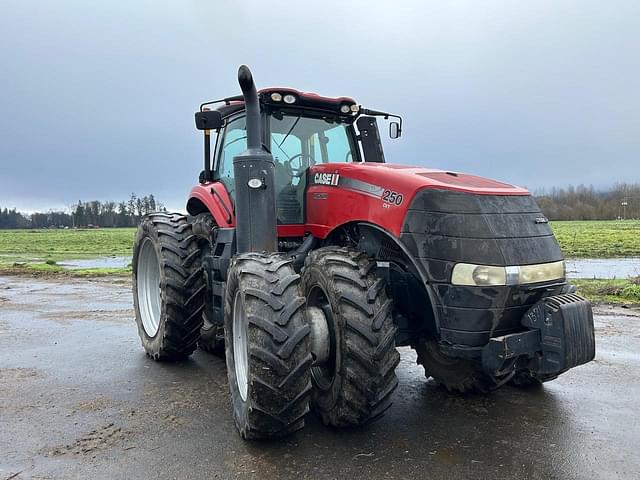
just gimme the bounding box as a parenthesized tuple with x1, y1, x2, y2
(0, 275, 639, 480)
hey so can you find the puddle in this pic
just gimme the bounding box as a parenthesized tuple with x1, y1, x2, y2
(566, 257, 640, 279)
(58, 256, 132, 270)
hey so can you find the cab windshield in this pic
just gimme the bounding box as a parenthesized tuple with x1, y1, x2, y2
(269, 112, 358, 169)
(215, 112, 358, 224)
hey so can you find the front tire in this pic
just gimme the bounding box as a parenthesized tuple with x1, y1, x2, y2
(301, 247, 400, 427)
(224, 253, 312, 439)
(412, 339, 493, 393)
(132, 213, 205, 360)
(509, 370, 557, 388)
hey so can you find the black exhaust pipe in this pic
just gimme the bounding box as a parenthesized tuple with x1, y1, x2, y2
(233, 65, 278, 253)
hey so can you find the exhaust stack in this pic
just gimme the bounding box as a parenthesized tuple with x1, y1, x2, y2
(232, 65, 278, 253)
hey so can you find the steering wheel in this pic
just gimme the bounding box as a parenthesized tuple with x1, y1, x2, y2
(286, 153, 313, 177)
(345, 151, 353, 163)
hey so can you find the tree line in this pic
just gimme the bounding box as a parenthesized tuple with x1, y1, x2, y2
(534, 183, 640, 221)
(0, 194, 166, 229)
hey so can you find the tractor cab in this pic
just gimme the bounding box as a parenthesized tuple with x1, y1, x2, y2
(193, 88, 401, 226)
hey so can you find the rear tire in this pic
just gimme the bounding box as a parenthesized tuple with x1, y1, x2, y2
(191, 213, 225, 356)
(224, 253, 312, 439)
(132, 212, 205, 361)
(301, 247, 400, 427)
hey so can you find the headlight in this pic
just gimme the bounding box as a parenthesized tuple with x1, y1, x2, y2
(283, 94, 296, 104)
(451, 260, 565, 286)
(451, 264, 507, 286)
(519, 261, 565, 284)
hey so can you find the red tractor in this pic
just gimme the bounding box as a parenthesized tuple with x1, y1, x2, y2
(132, 66, 595, 439)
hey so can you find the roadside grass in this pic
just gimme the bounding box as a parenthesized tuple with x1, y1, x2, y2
(574, 277, 640, 305)
(550, 220, 640, 258)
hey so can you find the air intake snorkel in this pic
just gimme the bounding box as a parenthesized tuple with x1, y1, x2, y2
(232, 65, 278, 253)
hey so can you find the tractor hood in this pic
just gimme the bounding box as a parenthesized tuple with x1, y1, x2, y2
(306, 162, 534, 241)
(332, 163, 530, 196)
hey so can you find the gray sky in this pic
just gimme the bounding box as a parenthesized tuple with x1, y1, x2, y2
(1, 0, 638, 212)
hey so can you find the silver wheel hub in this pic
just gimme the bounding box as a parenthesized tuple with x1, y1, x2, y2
(307, 306, 330, 365)
(233, 291, 250, 402)
(137, 237, 161, 338)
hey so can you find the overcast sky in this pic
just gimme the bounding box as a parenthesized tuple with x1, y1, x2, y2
(1, 0, 638, 212)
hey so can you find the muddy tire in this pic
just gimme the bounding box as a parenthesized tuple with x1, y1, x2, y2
(224, 253, 312, 439)
(191, 213, 225, 356)
(301, 247, 400, 427)
(199, 310, 225, 355)
(413, 339, 495, 393)
(132, 212, 205, 361)
(509, 370, 557, 388)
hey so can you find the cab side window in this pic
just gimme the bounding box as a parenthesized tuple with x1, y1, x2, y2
(215, 115, 247, 200)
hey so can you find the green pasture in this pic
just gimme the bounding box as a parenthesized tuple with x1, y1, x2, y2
(2, 221, 639, 263)
(0, 221, 638, 285)
(550, 220, 640, 258)
(0, 228, 136, 263)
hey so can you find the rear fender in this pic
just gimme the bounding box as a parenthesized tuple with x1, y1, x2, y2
(186, 183, 235, 228)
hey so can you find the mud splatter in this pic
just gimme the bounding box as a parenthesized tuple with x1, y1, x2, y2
(0, 367, 45, 382)
(48, 423, 130, 456)
(74, 396, 115, 412)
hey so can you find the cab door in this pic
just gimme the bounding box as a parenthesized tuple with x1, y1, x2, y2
(267, 113, 360, 230)
(213, 114, 247, 203)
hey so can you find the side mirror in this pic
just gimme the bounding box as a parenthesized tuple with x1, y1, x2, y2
(195, 110, 223, 131)
(389, 121, 401, 139)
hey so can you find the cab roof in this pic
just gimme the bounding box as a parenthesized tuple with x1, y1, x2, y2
(213, 88, 358, 119)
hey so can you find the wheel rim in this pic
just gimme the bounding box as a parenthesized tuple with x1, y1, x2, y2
(233, 290, 249, 402)
(307, 285, 337, 391)
(137, 237, 161, 338)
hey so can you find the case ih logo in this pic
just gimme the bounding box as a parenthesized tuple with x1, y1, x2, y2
(314, 172, 340, 186)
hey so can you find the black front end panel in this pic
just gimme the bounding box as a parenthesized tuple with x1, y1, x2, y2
(400, 189, 566, 353)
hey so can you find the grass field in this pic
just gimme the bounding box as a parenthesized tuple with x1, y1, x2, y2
(0, 228, 135, 263)
(0, 220, 639, 283)
(0, 220, 640, 264)
(550, 220, 640, 258)
(1, 220, 639, 262)
(0, 228, 135, 276)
